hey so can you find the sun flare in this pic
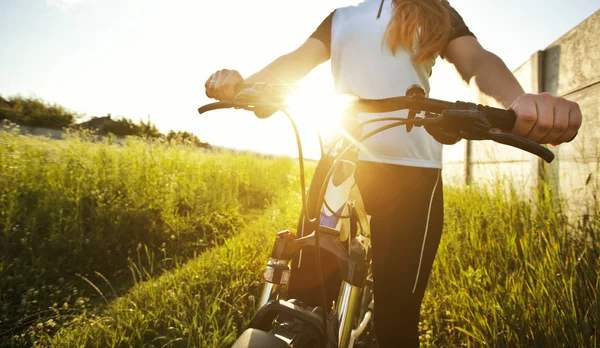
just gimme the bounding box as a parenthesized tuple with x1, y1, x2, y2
(286, 90, 356, 140)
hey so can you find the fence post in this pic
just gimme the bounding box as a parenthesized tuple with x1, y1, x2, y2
(465, 140, 472, 185)
(532, 50, 560, 203)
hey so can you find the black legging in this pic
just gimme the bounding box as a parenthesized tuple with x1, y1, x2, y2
(288, 160, 443, 347)
(355, 161, 443, 347)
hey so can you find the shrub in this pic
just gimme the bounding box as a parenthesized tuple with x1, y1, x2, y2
(166, 130, 211, 148)
(0, 95, 78, 129)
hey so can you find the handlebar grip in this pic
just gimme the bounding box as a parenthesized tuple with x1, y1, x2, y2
(205, 84, 252, 100)
(478, 105, 516, 131)
(198, 102, 235, 114)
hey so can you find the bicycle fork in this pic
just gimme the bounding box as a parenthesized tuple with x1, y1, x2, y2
(337, 280, 374, 348)
(337, 281, 361, 347)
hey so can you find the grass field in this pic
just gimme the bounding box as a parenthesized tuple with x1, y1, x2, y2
(1, 129, 599, 347)
(421, 185, 599, 347)
(48, 191, 302, 347)
(0, 129, 296, 345)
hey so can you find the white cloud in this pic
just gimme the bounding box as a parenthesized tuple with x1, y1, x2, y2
(46, 0, 89, 11)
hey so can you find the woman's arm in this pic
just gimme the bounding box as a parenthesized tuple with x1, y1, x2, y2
(442, 36, 523, 108)
(442, 36, 582, 145)
(205, 38, 329, 101)
(245, 38, 329, 84)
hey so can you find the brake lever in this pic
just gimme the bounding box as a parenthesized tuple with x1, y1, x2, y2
(435, 109, 555, 163)
(461, 127, 555, 163)
(421, 108, 489, 144)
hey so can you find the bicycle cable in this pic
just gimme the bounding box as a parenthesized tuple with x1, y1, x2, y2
(280, 108, 330, 339)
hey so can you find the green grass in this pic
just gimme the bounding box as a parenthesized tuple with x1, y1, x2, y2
(48, 182, 599, 347)
(420, 184, 599, 347)
(0, 128, 295, 345)
(47, 189, 301, 347)
(2, 128, 598, 347)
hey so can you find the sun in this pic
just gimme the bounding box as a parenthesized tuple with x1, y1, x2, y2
(286, 90, 349, 138)
(282, 67, 358, 158)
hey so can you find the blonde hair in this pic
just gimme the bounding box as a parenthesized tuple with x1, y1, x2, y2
(384, 0, 452, 63)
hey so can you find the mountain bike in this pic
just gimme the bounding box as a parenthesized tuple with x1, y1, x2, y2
(198, 83, 554, 348)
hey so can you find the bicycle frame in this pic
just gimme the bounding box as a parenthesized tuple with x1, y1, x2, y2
(242, 109, 381, 346)
(253, 153, 374, 348)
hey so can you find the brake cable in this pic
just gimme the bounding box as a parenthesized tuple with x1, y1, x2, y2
(323, 200, 353, 219)
(276, 108, 333, 340)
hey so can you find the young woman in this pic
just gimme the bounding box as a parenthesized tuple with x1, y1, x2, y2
(205, 0, 582, 346)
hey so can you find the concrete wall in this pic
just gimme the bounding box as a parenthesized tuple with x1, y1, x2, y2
(442, 9, 600, 219)
(548, 11, 600, 218)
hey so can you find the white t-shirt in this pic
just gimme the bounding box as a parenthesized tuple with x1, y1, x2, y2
(310, 0, 474, 168)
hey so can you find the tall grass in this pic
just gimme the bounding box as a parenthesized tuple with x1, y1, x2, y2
(3, 126, 598, 346)
(420, 184, 599, 347)
(48, 188, 302, 347)
(48, 177, 600, 347)
(0, 128, 294, 344)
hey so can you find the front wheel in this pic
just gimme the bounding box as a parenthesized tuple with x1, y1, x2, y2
(233, 299, 333, 347)
(231, 329, 288, 348)
(232, 317, 324, 348)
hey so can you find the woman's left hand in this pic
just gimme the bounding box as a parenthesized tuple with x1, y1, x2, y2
(510, 92, 582, 145)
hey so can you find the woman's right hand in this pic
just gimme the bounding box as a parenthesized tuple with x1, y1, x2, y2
(204, 69, 244, 101)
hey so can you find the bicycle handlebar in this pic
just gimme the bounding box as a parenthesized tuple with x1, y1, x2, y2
(198, 83, 555, 163)
(353, 97, 516, 131)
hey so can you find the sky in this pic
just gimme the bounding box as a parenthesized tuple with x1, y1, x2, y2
(1, 0, 599, 158)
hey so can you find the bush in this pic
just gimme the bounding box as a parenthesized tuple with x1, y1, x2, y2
(0, 95, 78, 129)
(166, 130, 211, 148)
(0, 95, 208, 147)
(138, 118, 162, 139)
(96, 117, 162, 138)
